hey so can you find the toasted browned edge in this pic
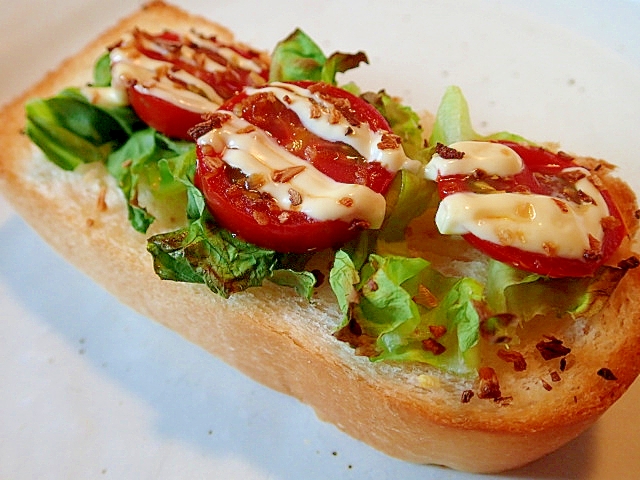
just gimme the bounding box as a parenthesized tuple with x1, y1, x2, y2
(1, 1, 640, 473)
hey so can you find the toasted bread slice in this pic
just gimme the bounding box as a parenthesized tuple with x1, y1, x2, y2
(1, 1, 640, 473)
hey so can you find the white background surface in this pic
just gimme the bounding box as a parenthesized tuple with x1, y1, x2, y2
(1, 1, 640, 479)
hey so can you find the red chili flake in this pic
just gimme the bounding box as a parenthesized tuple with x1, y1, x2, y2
(96, 186, 108, 212)
(477, 367, 502, 400)
(365, 278, 378, 292)
(328, 105, 342, 124)
(277, 211, 290, 224)
(188, 112, 231, 139)
(377, 132, 402, 150)
(461, 390, 474, 404)
(601, 215, 621, 230)
(550, 371, 561, 382)
(235, 124, 257, 135)
(435, 142, 465, 160)
(559, 357, 567, 372)
(494, 396, 513, 407)
(540, 378, 553, 391)
(497, 348, 527, 372)
(576, 189, 596, 205)
(552, 198, 569, 213)
(348, 220, 371, 232)
(339, 197, 354, 208)
(421, 338, 446, 356)
(583, 234, 603, 261)
(536, 336, 571, 360)
(272, 165, 306, 183)
(542, 242, 559, 256)
(618, 256, 640, 270)
(428, 325, 447, 339)
(309, 102, 323, 119)
(252, 210, 269, 226)
(414, 285, 439, 309)
(597, 368, 618, 381)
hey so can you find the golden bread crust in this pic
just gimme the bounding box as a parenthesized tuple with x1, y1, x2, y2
(1, 1, 640, 473)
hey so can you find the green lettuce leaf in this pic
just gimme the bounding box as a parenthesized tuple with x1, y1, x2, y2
(106, 129, 193, 233)
(485, 259, 628, 322)
(361, 90, 431, 163)
(146, 153, 316, 299)
(148, 214, 317, 299)
(24, 88, 142, 170)
(379, 169, 435, 242)
(356, 91, 435, 242)
(269, 29, 368, 85)
(92, 52, 113, 88)
(428, 85, 530, 147)
(330, 250, 483, 373)
(374, 273, 482, 374)
(147, 211, 280, 297)
(329, 249, 361, 327)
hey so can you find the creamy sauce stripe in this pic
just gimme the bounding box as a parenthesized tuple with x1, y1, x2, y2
(425, 141, 609, 259)
(246, 83, 421, 173)
(196, 83, 421, 227)
(198, 113, 388, 227)
(109, 30, 267, 113)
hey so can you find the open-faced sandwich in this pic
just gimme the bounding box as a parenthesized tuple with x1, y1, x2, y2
(1, 1, 639, 473)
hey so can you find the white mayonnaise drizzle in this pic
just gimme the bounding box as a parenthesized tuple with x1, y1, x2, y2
(426, 141, 610, 259)
(247, 83, 421, 174)
(109, 30, 266, 113)
(196, 83, 418, 227)
(198, 114, 387, 228)
(424, 140, 523, 179)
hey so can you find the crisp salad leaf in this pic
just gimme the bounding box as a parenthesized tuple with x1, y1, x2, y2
(428, 85, 530, 146)
(485, 259, 628, 323)
(147, 211, 281, 298)
(146, 156, 316, 299)
(269, 28, 368, 85)
(361, 90, 431, 163)
(375, 276, 483, 373)
(379, 169, 435, 242)
(93, 52, 113, 88)
(358, 90, 435, 242)
(25, 88, 143, 170)
(330, 250, 483, 373)
(106, 129, 193, 233)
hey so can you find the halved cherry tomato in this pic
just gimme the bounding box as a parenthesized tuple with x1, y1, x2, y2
(116, 29, 269, 140)
(435, 141, 627, 277)
(193, 81, 399, 253)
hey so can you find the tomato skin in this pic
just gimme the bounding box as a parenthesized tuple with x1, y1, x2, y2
(435, 141, 627, 277)
(221, 81, 396, 193)
(194, 82, 398, 253)
(195, 152, 361, 252)
(127, 87, 206, 140)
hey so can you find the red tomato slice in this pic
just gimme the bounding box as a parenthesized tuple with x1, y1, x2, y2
(117, 29, 269, 140)
(194, 82, 398, 253)
(435, 141, 627, 277)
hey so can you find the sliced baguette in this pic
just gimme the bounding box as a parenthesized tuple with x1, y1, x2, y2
(1, 1, 640, 473)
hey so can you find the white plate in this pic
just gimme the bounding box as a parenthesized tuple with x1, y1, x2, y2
(1, 1, 640, 478)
